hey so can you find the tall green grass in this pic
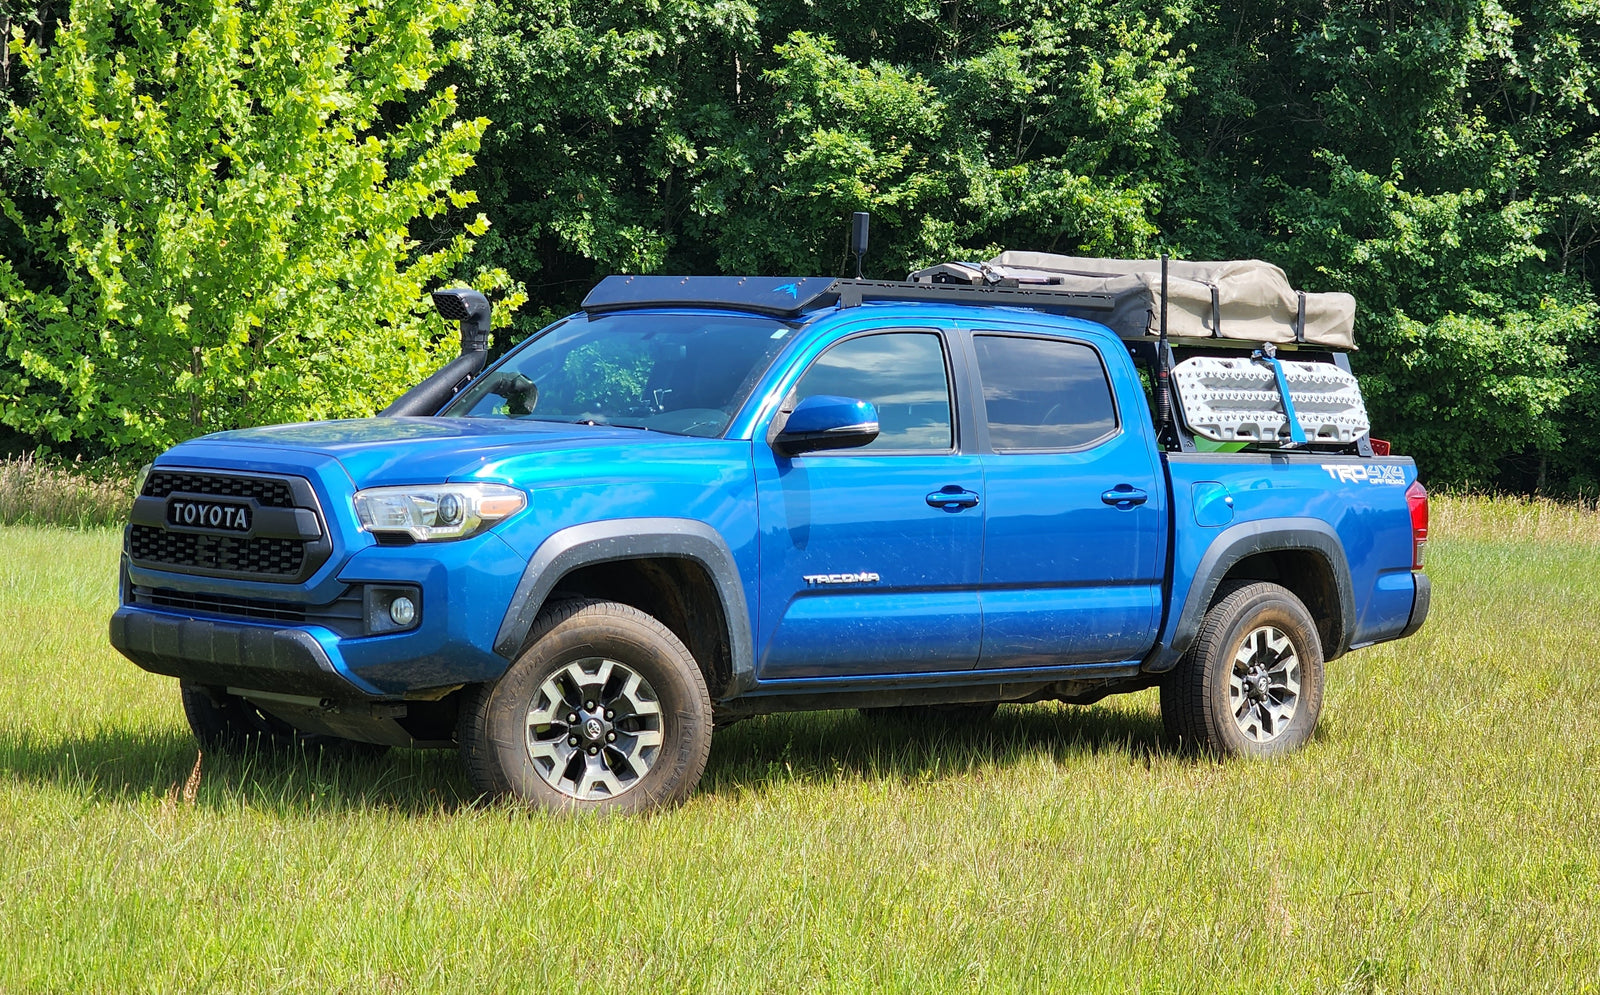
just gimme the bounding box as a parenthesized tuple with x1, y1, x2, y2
(0, 455, 134, 528)
(1, 497, 1597, 992)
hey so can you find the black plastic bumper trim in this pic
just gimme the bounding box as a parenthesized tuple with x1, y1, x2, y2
(1399, 572, 1431, 639)
(109, 607, 377, 701)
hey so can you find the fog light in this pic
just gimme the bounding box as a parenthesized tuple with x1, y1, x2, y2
(363, 585, 422, 634)
(389, 596, 417, 626)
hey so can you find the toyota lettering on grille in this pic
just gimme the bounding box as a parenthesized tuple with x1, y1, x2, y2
(167, 498, 252, 534)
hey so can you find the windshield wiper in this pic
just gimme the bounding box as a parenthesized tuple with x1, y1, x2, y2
(521, 416, 655, 431)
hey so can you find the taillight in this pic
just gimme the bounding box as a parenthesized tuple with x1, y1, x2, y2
(1406, 480, 1429, 569)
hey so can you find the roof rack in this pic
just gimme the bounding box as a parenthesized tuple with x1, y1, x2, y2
(580, 274, 1116, 320)
(579, 272, 1346, 351)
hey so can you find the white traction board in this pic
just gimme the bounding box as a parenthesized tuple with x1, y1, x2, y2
(1171, 356, 1369, 444)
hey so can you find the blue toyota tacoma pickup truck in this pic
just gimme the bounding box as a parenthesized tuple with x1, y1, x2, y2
(110, 263, 1431, 812)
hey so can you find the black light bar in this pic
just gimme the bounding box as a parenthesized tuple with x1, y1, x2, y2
(581, 275, 838, 317)
(581, 275, 1119, 319)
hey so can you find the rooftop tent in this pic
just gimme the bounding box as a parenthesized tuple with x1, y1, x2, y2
(909, 253, 1357, 350)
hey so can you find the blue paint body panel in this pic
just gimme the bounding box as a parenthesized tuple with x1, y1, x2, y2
(110, 292, 1427, 712)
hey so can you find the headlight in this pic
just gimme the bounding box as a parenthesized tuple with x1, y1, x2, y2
(353, 482, 526, 542)
(132, 463, 153, 501)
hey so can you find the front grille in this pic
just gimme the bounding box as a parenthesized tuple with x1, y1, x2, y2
(132, 585, 365, 637)
(142, 471, 296, 508)
(131, 525, 306, 575)
(129, 470, 330, 582)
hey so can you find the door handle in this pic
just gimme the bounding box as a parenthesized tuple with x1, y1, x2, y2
(1101, 484, 1149, 508)
(926, 485, 980, 510)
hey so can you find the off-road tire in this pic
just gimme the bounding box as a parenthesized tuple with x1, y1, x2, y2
(459, 599, 713, 814)
(858, 701, 1001, 725)
(1160, 581, 1325, 757)
(179, 683, 388, 759)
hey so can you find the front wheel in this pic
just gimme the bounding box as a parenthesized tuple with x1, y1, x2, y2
(459, 599, 713, 813)
(1160, 581, 1325, 757)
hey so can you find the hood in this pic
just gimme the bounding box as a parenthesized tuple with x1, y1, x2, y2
(191, 417, 688, 486)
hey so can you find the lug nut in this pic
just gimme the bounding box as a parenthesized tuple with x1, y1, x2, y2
(607, 732, 616, 742)
(585, 701, 595, 710)
(569, 737, 579, 746)
(588, 746, 598, 755)
(568, 713, 577, 723)
(605, 710, 614, 719)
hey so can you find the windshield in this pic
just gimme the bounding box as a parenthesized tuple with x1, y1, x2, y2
(442, 312, 798, 436)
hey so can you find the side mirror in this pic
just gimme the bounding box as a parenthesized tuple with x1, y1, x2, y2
(773, 395, 880, 457)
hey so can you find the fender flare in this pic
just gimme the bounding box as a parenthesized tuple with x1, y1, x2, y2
(493, 518, 754, 692)
(1144, 517, 1355, 674)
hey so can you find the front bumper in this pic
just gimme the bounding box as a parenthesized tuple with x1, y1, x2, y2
(110, 607, 375, 700)
(114, 529, 529, 699)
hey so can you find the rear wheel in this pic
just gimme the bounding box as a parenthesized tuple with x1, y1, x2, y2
(1160, 581, 1325, 757)
(179, 683, 386, 758)
(459, 599, 713, 813)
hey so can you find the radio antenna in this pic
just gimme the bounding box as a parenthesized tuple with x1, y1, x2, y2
(1157, 251, 1172, 442)
(850, 212, 870, 280)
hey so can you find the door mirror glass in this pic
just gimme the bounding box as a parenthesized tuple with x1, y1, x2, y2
(773, 395, 880, 456)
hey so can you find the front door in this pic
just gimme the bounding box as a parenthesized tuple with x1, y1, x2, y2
(968, 330, 1165, 668)
(753, 328, 984, 680)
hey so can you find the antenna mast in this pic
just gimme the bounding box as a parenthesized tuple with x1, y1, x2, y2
(850, 213, 870, 279)
(1156, 251, 1172, 444)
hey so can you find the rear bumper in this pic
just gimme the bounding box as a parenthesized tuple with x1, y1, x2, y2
(110, 606, 381, 701)
(1398, 571, 1430, 639)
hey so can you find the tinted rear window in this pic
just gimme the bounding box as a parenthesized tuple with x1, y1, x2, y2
(974, 335, 1117, 451)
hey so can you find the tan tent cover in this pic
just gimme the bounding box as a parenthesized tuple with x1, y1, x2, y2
(914, 252, 1356, 350)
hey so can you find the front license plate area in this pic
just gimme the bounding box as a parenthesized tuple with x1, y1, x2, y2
(167, 498, 253, 534)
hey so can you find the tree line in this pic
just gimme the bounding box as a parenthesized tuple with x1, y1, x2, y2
(3, 0, 1597, 493)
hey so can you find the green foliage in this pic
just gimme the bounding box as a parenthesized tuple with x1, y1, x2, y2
(1272, 158, 1596, 489)
(449, 0, 1192, 336)
(1168, 2, 1600, 491)
(563, 340, 653, 411)
(4, 0, 1599, 490)
(0, 0, 523, 456)
(446, 0, 1598, 491)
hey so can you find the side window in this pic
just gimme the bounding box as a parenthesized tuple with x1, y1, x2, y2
(973, 334, 1118, 451)
(792, 332, 954, 451)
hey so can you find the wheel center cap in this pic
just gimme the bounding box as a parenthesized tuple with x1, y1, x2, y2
(583, 717, 605, 742)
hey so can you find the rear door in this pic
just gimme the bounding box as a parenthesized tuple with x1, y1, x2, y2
(965, 327, 1166, 668)
(752, 325, 985, 680)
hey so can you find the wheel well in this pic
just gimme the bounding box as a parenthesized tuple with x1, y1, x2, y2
(1218, 549, 1343, 657)
(544, 557, 734, 697)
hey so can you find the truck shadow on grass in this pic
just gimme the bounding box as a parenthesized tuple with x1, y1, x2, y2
(0, 701, 1169, 815)
(0, 725, 475, 815)
(702, 701, 1168, 796)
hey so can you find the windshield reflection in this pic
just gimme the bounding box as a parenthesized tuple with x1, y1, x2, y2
(443, 313, 796, 437)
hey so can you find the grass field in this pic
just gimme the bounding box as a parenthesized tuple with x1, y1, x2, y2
(2, 497, 1597, 993)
